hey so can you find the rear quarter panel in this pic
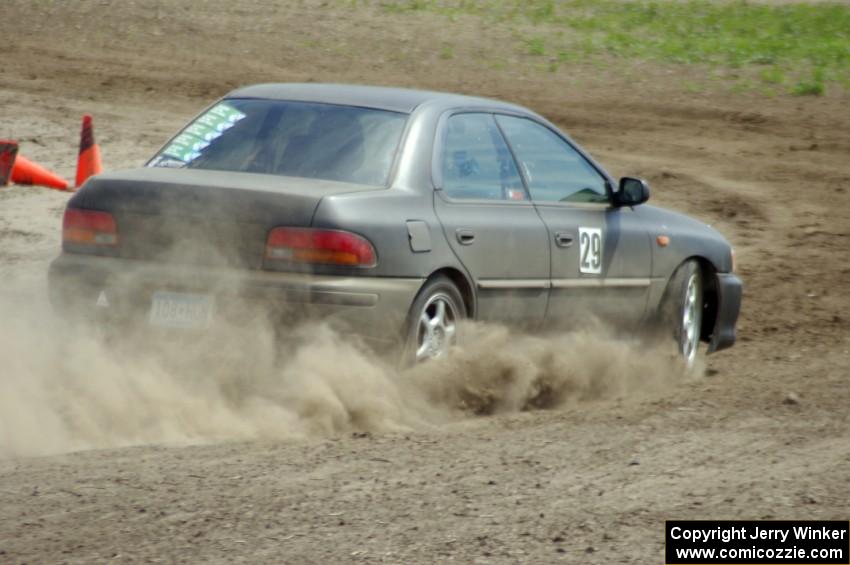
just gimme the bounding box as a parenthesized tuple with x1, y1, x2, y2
(311, 187, 465, 281)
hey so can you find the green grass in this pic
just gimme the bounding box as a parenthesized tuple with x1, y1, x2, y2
(374, 0, 850, 95)
(683, 80, 704, 93)
(760, 67, 786, 85)
(525, 36, 546, 56)
(791, 67, 827, 96)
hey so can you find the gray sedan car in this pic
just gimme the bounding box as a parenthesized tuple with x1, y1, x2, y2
(49, 83, 741, 366)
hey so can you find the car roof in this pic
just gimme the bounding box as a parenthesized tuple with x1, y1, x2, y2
(225, 83, 528, 115)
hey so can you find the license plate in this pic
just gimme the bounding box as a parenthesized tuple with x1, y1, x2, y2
(149, 291, 214, 329)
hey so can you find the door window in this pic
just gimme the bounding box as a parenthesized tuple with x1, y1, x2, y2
(440, 113, 527, 201)
(495, 115, 608, 204)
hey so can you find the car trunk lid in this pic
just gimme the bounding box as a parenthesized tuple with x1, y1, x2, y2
(70, 168, 382, 269)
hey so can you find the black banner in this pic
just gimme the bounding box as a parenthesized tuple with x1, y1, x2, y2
(666, 521, 849, 564)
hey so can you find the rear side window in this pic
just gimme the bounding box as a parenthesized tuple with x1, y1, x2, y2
(440, 113, 527, 201)
(495, 115, 608, 203)
(148, 99, 407, 187)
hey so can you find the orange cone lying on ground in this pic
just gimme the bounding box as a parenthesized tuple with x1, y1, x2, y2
(75, 114, 102, 188)
(11, 154, 70, 191)
(0, 140, 19, 185)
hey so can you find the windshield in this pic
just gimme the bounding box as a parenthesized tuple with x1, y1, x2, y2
(148, 99, 408, 186)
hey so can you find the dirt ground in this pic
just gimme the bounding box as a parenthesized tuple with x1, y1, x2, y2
(1, 1, 849, 563)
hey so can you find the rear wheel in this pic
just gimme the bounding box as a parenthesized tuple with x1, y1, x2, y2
(661, 260, 703, 368)
(404, 275, 466, 364)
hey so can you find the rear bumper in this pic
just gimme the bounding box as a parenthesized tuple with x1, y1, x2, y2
(48, 253, 424, 345)
(707, 272, 742, 353)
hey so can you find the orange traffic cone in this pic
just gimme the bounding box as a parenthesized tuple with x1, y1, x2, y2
(0, 140, 18, 185)
(75, 114, 102, 187)
(11, 154, 70, 191)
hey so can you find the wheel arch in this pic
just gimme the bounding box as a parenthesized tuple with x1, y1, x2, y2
(693, 256, 719, 344)
(422, 266, 476, 319)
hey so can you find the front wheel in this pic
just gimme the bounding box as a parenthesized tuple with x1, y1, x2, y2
(661, 260, 703, 368)
(403, 275, 466, 365)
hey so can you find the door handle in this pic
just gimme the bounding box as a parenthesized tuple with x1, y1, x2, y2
(456, 228, 475, 245)
(554, 232, 574, 248)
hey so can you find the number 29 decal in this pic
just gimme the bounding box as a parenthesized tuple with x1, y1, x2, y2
(579, 227, 603, 274)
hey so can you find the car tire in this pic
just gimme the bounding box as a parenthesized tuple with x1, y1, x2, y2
(403, 275, 466, 365)
(660, 259, 703, 369)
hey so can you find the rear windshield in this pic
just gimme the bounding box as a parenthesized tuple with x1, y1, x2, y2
(148, 99, 408, 186)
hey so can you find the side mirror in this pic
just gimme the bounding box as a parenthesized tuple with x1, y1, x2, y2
(616, 177, 650, 207)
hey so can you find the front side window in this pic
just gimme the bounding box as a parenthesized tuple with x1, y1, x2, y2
(148, 99, 407, 187)
(495, 115, 608, 203)
(440, 113, 527, 201)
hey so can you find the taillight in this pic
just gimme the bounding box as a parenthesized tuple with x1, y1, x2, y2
(63, 208, 118, 246)
(265, 227, 376, 267)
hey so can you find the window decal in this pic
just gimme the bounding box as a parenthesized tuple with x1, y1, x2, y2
(161, 102, 246, 164)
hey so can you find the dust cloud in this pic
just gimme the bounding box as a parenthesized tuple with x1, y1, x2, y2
(0, 281, 688, 459)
